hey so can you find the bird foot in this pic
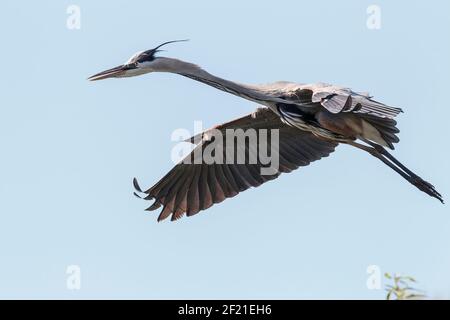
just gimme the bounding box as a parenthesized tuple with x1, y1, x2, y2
(411, 176, 444, 203)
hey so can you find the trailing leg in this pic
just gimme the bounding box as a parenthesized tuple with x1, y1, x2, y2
(347, 141, 443, 203)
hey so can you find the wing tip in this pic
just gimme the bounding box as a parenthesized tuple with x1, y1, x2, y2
(133, 177, 143, 192)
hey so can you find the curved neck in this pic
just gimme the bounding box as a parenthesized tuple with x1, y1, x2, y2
(151, 57, 279, 104)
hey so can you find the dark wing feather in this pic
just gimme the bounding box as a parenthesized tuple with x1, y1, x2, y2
(134, 108, 338, 221)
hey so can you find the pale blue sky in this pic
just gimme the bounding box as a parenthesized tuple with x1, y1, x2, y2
(0, 0, 449, 299)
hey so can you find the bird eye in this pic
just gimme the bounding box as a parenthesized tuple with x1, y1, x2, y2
(124, 63, 137, 70)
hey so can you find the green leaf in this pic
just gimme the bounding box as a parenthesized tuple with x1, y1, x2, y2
(386, 291, 392, 300)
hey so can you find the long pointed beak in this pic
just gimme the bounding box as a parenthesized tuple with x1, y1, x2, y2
(88, 65, 127, 81)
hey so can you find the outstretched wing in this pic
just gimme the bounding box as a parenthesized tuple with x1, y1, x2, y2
(258, 82, 402, 149)
(134, 107, 338, 221)
(258, 82, 403, 119)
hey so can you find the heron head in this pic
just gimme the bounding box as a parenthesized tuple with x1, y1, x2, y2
(88, 40, 188, 81)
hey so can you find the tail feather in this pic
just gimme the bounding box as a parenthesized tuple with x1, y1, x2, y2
(360, 114, 400, 150)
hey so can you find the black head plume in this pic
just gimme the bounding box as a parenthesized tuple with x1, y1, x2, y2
(152, 39, 189, 52)
(136, 39, 189, 63)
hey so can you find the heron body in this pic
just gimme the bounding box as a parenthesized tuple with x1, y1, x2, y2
(89, 41, 443, 221)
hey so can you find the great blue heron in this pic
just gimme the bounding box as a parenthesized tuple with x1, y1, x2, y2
(88, 40, 443, 221)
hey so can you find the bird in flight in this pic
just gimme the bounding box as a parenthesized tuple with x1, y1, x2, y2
(89, 40, 443, 221)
